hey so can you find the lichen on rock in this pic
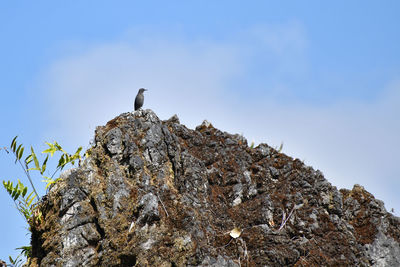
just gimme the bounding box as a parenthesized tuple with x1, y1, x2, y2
(29, 109, 400, 266)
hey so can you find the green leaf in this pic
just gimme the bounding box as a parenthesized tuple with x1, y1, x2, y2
(6, 180, 13, 190)
(16, 144, 22, 155)
(11, 136, 18, 152)
(18, 181, 27, 195)
(27, 191, 36, 206)
(22, 186, 28, 198)
(42, 148, 52, 154)
(17, 245, 32, 258)
(18, 146, 24, 160)
(74, 146, 83, 156)
(54, 141, 65, 153)
(43, 142, 56, 156)
(25, 154, 33, 165)
(15, 144, 22, 163)
(3, 180, 12, 194)
(12, 189, 19, 200)
(7, 181, 14, 192)
(84, 148, 92, 158)
(44, 180, 54, 189)
(41, 155, 49, 175)
(31, 146, 40, 170)
(43, 177, 60, 189)
(54, 141, 61, 150)
(58, 154, 65, 168)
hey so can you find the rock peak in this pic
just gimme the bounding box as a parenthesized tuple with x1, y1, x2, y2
(30, 109, 400, 266)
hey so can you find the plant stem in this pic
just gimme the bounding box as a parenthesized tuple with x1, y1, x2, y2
(17, 160, 39, 199)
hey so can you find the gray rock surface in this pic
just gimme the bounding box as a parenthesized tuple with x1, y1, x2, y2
(29, 109, 400, 266)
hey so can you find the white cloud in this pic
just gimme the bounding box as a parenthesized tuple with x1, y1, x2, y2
(37, 24, 400, 213)
(40, 39, 242, 146)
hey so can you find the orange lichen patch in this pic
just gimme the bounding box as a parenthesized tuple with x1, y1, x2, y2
(341, 186, 379, 244)
(292, 158, 305, 170)
(228, 197, 264, 227)
(351, 212, 377, 244)
(271, 153, 292, 169)
(271, 191, 289, 207)
(209, 185, 228, 206)
(386, 215, 400, 243)
(347, 184, 374, 202)
(318, 213, 336, 232)
(103, 116, 120, 132)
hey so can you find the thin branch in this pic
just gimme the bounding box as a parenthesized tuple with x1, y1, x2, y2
(279, 210, 286, 228)
(18, 160, 39, 199)
(0, 147, 9, 153)
(216, 237, 234, 249)
(278, 205, 296, 231)
(156, 193, 169, 217)
(51, 166, 62, 179)
(12, 198, 26, 220)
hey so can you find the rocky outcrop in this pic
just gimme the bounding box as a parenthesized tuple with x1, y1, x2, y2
(30, 110, 400, 266)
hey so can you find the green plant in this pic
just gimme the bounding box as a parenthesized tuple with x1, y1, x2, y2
(41, 141, 84, 189)
(3, 179, 38, 224)
(9, 136, 40, 198)
(9, 254, 24, 267)
(8, 246, 32, 267)
(275, 142, 284, 153)
(250, 141, 255, 149)
(2, 136, 87, 266)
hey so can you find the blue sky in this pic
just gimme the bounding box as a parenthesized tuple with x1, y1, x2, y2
(1, 1, 399, 262)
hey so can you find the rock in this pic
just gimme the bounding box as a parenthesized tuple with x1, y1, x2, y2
(364, 231, 400, 266)
(105, 128, 123, 156)
(199, 255, 239, 267)
(29, 109, 400, 266)
(136, 193, 160, 226)
(166, 114, 180, 124)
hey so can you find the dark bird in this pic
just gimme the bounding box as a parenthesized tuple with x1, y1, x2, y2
(134, 88, 147, 111)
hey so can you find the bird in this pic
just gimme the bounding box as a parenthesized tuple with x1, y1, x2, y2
(134, 88, 147, 111)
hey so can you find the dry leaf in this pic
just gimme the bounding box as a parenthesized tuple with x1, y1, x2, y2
(230, 227, 242, 238)
(269, 219, 275, 227)
(128, 221, 135, 232)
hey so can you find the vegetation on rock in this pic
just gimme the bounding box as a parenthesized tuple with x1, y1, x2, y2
(3, 109, 400, 266)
